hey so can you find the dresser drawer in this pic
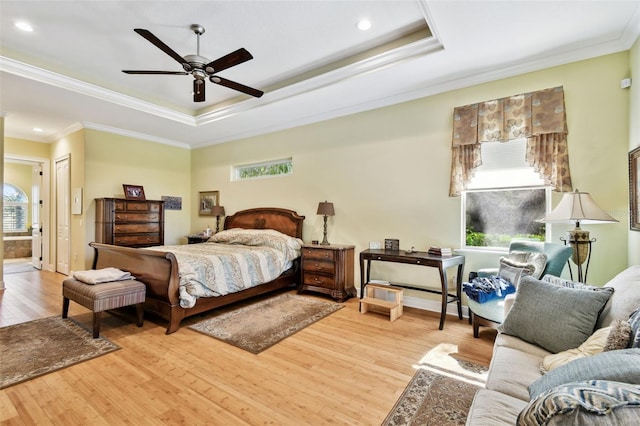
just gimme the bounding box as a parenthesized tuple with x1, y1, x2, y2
(302, 248, 336, 261)
(302, 272, 336, 289)
(114, 234, 161, 246)
(303, 259, 336, 275)
(114, 223, 160, 234)
(114, 212, 160, 222)
(115, 201, 161, 212)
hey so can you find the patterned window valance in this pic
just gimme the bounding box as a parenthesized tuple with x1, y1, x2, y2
(449, 86, 572, 196)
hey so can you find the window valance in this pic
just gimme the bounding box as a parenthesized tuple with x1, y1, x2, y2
(449, 86, 572, 196)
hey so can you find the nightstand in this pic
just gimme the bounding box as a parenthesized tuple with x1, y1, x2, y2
(186, 235, 210, 244)
(299, 244, 355, 302)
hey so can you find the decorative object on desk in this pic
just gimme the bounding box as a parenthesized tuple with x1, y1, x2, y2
(161, 195, 182, 210)
(199, 190, 220, 215)
(210, 205, 225, 232)
(122, 184, 145, 200)
(428, 246, 453, 256)
(384, 238, 399, 250)
(630, 146, 640, 231)
(538, 189, 618, 283)
(316, 201, 335, 245)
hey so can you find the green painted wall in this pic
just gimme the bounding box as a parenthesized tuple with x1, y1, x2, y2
(84, 129, 191, 266)
(192, 52, 630, 291)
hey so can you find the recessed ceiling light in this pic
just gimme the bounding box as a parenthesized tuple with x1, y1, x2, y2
(32, 127, 43, 133)
(15, 21, 34, 32)
(356, 19, 372, 31)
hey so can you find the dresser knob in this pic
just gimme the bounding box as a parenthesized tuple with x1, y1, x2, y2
(314, 263, 325, 270)
(313, 278, 324, 284)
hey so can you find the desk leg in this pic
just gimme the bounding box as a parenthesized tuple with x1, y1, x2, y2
(437, 266, 448, 330)
(456, 262, 464, 320)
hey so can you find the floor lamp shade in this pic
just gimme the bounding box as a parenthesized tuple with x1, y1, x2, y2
(538, 189, 618, 282)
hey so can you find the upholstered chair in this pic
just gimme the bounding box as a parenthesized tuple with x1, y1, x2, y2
(468, 240, 573, 337)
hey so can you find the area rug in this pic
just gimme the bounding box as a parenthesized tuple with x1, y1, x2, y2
(383, 345, 489, 426)
(0, 317, 120, 389)
(188, 293, 343, 354)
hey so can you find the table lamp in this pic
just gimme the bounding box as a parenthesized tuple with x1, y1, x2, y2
(211, 205, 226, 233)
(317, 201, 335, 245)
(538, 189, 618, 282)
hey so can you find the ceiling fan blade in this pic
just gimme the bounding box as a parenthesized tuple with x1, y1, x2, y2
(205, 48, 253, 74)
(123, 70, 189, 75)
(194, 79, 206, 102)
(210, 76, 264, 98)
(134, 28, 191, 71)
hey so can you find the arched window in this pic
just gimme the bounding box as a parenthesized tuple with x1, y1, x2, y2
(3, 183, 29, 232)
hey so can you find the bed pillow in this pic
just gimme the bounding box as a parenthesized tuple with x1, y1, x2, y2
(541, 326, 611, 373)
(519, 380, 640, 426)
(499, 276, 614, 353)
(500, 251, 547, 279)
(529, 349, 640, 399)
(209, 228, 303, 258)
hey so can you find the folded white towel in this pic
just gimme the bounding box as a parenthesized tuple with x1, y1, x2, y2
(73, 267, 134, 285)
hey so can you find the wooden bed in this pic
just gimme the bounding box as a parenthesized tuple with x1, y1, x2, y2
(90, 207, 305, 334)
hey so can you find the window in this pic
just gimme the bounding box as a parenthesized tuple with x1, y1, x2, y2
(462, 139, 550, 249)
(3, 184, 29, 233)
(233, 158, 293, 181)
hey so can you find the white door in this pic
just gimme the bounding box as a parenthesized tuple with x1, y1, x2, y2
(31, 164, 43, 269)
(56, 157, 71, 275)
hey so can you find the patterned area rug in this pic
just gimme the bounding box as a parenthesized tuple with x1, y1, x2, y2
(188, 293, 343, 354)
(383, 344, 489, 426)
(0, 317, 120, 389)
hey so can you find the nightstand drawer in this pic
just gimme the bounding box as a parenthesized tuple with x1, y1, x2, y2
(302, 248, 336, 261)
(302, 272, 336, 289)
(303, 259, 336, 275)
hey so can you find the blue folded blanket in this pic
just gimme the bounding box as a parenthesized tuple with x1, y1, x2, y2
(463, 275, 515, 303)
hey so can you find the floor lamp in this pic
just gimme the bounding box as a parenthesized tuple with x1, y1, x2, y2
(539, 189, 618, 282)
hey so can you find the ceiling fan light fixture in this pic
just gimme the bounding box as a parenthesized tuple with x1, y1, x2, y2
(210, 76, 221, 83)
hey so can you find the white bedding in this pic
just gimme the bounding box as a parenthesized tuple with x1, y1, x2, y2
(147, 229, 303, 308)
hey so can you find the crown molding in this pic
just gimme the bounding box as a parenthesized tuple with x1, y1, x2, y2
(81, 122, 190, 149)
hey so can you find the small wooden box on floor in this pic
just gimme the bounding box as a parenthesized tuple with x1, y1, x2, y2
(360, 283, 404, 321)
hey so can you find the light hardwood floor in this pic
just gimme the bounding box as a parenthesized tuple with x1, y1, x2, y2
(0, 270, 496, 425)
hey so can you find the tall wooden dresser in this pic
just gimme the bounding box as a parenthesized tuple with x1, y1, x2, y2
(95, 198, 164, 247)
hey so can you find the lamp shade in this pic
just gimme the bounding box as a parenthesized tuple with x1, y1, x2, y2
(539, 189, 618, 225)
(210, 205, 225, 216)
(317, 201, 335, 216)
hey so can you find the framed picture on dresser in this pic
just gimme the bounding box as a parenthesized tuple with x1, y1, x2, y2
(123, 184, 146, 200)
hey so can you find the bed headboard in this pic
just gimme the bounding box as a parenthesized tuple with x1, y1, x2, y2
(224, 207, 305, 239)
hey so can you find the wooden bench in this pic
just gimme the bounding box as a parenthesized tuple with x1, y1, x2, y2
(360, 283, 404, 321)
(62, 277, 146, 338)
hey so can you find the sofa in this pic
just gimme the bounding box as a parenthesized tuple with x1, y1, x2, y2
(466, 265, 640, 425)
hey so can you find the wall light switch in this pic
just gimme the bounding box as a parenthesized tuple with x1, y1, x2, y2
(369, 241, 381, 249)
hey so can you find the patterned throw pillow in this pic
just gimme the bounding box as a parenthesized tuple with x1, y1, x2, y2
(542, 275, 603, 291)
(629, 308, 640, 348)
(498, 262, 528, 287)
(518, 380, 640, 426)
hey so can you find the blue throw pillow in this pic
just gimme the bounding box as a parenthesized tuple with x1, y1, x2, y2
(499, 276, 614, 353)
(529, 349, 640, 399)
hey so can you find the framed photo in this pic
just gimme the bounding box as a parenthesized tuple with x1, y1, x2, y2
(630, 146, 640, 231)
(123, 184, 146, 200)
(161, 195, 182, 210)
(199, 191, 220, 215)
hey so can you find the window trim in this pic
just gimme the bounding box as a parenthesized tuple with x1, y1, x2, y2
(232, 158, 293, 181)
(3, 183, 29, 233)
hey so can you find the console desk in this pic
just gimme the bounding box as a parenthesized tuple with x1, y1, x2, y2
(359, 249, 465, 330)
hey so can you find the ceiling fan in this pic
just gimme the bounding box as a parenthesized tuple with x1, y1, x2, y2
(123, 24, 264, 102)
